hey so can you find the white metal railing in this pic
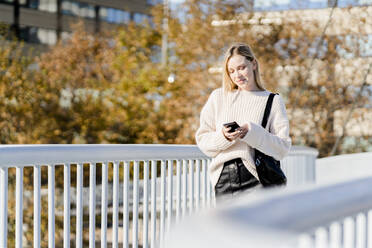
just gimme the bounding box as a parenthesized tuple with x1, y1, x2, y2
(316, 152, 372, 184)
(0, 144, 317, 248)
(164, 176, 372, 248)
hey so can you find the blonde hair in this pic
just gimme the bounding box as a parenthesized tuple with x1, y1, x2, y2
(222, 43, 265, 93)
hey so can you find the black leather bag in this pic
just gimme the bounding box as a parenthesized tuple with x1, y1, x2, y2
(254, 93, 287, 187)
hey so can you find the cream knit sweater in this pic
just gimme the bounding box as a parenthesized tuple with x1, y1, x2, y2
(195, 88, 292, 188)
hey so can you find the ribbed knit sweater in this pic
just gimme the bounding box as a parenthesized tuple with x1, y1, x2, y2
(195, 88, 292, 188)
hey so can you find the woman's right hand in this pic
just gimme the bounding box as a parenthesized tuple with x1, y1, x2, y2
(222, 126, 242, 142)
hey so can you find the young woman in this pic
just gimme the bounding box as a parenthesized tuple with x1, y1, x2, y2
(195, 43, 292, 201)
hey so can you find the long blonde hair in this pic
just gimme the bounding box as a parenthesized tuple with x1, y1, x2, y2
(222, 43, 265, 93)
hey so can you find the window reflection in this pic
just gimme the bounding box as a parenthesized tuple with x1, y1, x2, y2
(146, 0, 162, 5)
(20, 26, 57, 45)
(100, 7, 130, 24)
(20, 0, 57, 13)
(61, 0, 95, 18)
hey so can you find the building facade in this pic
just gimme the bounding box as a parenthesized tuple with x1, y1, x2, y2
(0, 0, 161, 46)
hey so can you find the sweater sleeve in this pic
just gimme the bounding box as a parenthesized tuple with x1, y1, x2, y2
(195, 90, 236, 158)
(240, 94, 291, 160)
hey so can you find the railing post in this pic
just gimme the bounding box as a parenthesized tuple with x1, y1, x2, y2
(48, 165, 56, 248)
(166, 159, 173, 232)
(123, 161, 129, 248)
(34, 165, 41, 248)
(201, 159, 207, 209)
(160, 160, 166, 246)
(76, 163, 83, 248)
(112, 162, 119, 248)
(133, 161, 139, 248)
(64, 164, 70, 248)
(143, 160, 150, 248)
(0, 167, 8, 248)
(195, 160, 201, 212)
(364, 211, 369, 248)
(101, 162, 108, 248)
(16, 166, 23, 248)
(182, 160, 187, 217)
(176, 160, 181, 222)
(188, 160, 194, 215)
(206, 160, 211, 208)
(150, 160, 157, 248)
(89, 163, 96, 248)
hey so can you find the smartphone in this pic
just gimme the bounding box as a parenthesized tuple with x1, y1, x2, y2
(223, 121, 240, 133)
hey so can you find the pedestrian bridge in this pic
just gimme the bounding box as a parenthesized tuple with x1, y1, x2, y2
(0, 144, 370, 247)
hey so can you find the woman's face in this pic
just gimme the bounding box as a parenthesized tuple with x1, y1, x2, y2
(227, 54, 257, 91)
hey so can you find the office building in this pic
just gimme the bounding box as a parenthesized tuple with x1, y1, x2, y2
(0, 0, 161, 47)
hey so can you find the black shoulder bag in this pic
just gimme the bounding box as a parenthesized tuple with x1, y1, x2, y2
(255, 93, 287, 187)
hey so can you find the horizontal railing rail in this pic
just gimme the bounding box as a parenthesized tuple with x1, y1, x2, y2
(165, 176, 372, 248)
(0, 144, 208, 167)
(0, 144, 318, 248)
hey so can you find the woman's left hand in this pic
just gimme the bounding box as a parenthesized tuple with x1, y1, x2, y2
(237, 123, 249, 139)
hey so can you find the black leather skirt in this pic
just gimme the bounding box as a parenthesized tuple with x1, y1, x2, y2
(215, 158, 260, 200)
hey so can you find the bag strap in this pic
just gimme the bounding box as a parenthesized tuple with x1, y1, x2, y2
(261, 93, 278, 129)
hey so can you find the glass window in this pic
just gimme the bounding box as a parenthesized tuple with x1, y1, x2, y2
(79, 2, 94, 18)
(133, 12, 149, 24)
(28, 26, 39, 43)
(61, 0, 72, 15)
(100, 7, 130, 24)
(28, 0, 39, 9)
(106, 8, 115, 22)
(62, 0, 94, 18)
(120, 10, 130, 23)
(37, 28, 56, 45)
(38, 0, 57, 13)
(70, 2, 79, 15)
(87, 5, 95, 18)
(19, 26, 31, 42)
(99, 7, 108, 20)
(147, 0, 161, 5)
(19, 26, 57, 45)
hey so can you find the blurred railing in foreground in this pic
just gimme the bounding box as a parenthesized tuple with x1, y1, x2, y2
(164, 176, 372, 248)
(0, 144, 317, 248)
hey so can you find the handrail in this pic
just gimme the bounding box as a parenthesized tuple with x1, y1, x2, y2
(165, 176, 372, 248)
(223, 177, 372, 232)
(0, 144, 207, 167)
(0, 144, 318, 167)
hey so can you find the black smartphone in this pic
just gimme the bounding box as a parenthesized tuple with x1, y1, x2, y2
(223, 121, 240, 133)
